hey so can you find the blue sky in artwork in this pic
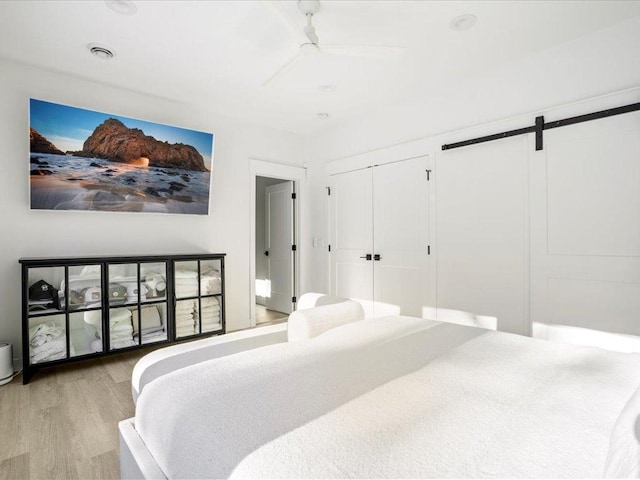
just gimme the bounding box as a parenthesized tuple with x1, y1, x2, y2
(30, 99, 214, 169)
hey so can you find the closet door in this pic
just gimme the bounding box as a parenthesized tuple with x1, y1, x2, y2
(329, 167, 374, 303)
(373, 156, 431, 317)
(530, 112, 640, 344)
(436, 136, 528, 334)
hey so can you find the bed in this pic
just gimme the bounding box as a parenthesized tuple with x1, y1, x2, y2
(120, 303, 640, 479)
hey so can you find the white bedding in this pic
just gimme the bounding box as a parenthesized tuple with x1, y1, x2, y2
(134, 317, 640, 479)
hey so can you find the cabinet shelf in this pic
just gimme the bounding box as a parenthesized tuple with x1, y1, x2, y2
(20, 253, 225, 383)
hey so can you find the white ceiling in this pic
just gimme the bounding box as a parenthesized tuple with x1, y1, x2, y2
(1, 0, 639, 135)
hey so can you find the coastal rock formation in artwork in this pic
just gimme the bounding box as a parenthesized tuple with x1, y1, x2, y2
(30, 128, 65, 155)
(72, 118, 207, 172)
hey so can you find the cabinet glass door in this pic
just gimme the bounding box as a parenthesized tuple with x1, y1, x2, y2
(136, 262, 168, 344)
(67, 264, 103, 357)
(27, 266, 67, 364)
(108, 263, 138, 350)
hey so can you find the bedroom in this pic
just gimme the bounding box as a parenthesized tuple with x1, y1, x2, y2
(0, 0, 640, 478)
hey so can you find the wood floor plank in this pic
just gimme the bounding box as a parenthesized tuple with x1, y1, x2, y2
(0, 379, 29, 462)
(0, 348, 152, 480)
(0, 453, 29, 480)
(27, 405, 79, 480)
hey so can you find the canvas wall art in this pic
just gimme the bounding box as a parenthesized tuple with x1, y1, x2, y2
(29, 99, 214, 214)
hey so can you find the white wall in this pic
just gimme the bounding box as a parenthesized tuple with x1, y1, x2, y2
(0, 58, 306, 366)
(305, 17, 640, 335)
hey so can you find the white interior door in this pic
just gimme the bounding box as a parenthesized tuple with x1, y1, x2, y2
(530, 112, 640, 342)
(436, 136, 529, 334)
(265, 181, 294, 314)
(373, 156, 431, 317)
(329, 168, 374, 302)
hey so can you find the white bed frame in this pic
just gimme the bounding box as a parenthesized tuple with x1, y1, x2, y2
(120, 322, 289, 479)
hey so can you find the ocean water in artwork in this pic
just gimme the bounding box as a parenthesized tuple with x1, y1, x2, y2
(30, 153, 211, 214)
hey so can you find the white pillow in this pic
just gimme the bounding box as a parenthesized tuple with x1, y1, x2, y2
(287, 300, 364, 342)
(296, 292, 349, 310)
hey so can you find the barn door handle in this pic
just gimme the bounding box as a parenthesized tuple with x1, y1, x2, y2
(264, 251, 269, 256)
(359, 254, 372, 261)
(374, 254, 382, 261)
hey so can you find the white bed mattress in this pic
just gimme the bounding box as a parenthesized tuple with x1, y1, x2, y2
(133, 317, 640, 479)
(131, 322, 287, 402)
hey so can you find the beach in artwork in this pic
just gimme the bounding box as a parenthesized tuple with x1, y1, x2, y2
(29, 99, 214, 215)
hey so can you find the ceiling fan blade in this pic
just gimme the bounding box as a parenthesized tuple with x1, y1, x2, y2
(262, 52, 303, 87)
(320, 45, 405, 58)
(261, 0, 309, 45)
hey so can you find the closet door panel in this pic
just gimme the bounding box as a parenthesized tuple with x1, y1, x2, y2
(436, 136, 528, 334)
(373, 156, 430, 317)
(530, 112, 640, 340)
(329, 168, 374, 301)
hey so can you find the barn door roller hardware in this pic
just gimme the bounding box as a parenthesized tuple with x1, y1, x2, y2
(441, 101, 640, 152)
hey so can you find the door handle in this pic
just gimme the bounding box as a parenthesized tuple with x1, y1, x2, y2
(264, 251, 269, 256)
(374, 254, 381, 261)
(359, 254, 372, 261)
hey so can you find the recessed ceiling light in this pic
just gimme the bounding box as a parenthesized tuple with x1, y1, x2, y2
(88, 43, 115, 60)
(105, 0, 137, 15)
(317, 113, 330, 120)
(318, 84, 337, 93)
(450, 14, 477, 31)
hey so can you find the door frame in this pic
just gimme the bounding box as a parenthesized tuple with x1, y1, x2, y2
(249, 159, 306, 327)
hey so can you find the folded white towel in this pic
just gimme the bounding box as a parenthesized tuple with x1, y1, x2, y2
(201, 323, 222, 332)
(200, 277, 221, 295)
(29, 322, 63, 347)
(111, 323, 133, 334)
(175, 270, 198, 279)
(109, 308, 132, 324)
(110, 338, 136, 349)
(30, 336, 72, 363)
(176, 328, 195, 337)
(131, 305, 162, 334)
(176, 288, 198, 297)
(200, 297, 220, 308)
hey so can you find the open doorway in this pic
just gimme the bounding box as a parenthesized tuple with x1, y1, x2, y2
(255, 176, 295, 325)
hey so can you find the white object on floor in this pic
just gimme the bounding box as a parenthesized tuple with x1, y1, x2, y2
(0, 343, 13, 386)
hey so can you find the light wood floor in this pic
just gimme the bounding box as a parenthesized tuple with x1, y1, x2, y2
(0, 348, 157, 480)
(255, 304, 288, 326)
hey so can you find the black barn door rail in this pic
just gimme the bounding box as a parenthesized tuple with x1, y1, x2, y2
(441, 101, 640, 152)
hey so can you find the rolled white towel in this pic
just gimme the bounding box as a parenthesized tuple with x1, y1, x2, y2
(287, 300, 365, 342)
(91, 339, 103, 352)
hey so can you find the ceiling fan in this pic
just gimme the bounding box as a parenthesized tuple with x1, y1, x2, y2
(262, 0, 404, 87)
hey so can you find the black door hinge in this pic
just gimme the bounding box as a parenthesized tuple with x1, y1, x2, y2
(292, 244, 297, 251)
(328, 244, 331, 252)
(426, 169, 431, 181)
(327, 186, 331, 195)
(427, 245, 431, 255)
(292, 296, 297, 303)
(291, 192, 297, 199)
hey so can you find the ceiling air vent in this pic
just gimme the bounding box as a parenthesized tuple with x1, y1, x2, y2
(88, 43, 115, 60)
